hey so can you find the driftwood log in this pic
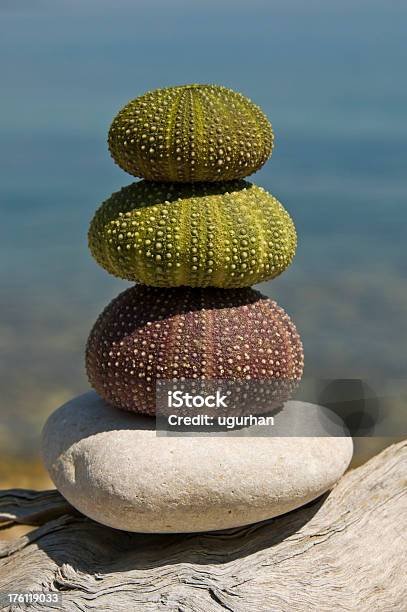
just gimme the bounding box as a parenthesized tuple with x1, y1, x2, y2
(0, 441, 406, 611)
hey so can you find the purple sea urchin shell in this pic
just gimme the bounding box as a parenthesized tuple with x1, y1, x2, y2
(86, 285, 304, 415)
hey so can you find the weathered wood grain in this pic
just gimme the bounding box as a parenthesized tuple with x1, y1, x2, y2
(0, 441, 406, 611)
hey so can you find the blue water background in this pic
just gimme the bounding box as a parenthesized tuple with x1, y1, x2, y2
(0, 0, 406, 456)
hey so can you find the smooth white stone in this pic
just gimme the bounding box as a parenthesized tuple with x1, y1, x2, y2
(42, 391, 353, 533)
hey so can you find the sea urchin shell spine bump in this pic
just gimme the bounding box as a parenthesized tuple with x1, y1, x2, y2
(108, 84, 274, 182)
(88, 180, 297, 288)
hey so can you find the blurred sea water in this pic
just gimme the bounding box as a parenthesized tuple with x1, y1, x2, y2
(0, 0, 406, 477)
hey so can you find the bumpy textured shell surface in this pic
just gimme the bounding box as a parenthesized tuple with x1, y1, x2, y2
(108, 84, 273, 182)
(88, 180, 296, 288)
(86, 285, 304, 415)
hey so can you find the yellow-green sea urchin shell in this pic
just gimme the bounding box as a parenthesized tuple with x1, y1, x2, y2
(88, 180, 296, 288)
(108, 84, 273, 182)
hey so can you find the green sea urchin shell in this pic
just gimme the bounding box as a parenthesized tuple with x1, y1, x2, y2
(88, 180, 296, 288)
(86, 285, 304, 415)
(108, 84, 273, 182)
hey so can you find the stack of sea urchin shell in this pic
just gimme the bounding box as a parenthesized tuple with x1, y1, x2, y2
(86, 84, 304, 414)
(43, 85, 352, 534)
